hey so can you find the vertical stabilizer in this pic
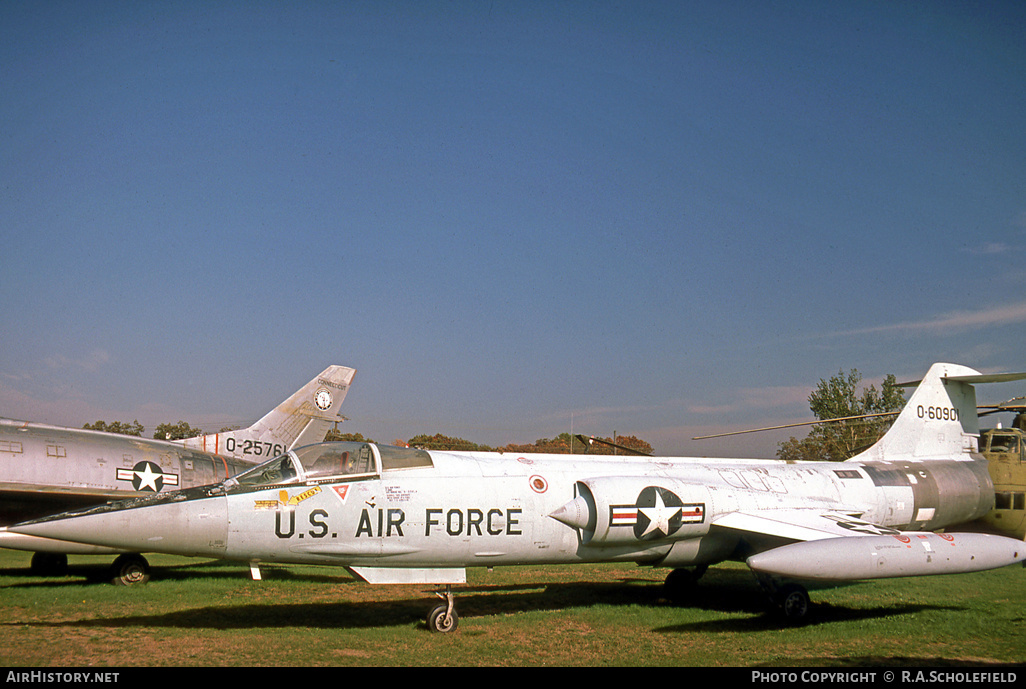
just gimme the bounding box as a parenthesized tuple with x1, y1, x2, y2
(851, 363, 1026, 463)
(177, 366, 356, 461)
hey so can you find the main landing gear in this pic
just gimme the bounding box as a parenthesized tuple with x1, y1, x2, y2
(663, 565, 708, 604)
(666, 566, 813, 623)
(30, 552, 151, 586)
(774, 583, 811, 621)
(757, 576, 812, 623)
(427, 585, 459, 633)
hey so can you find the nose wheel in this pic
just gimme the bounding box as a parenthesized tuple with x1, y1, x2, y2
(427, 585, 459, 633)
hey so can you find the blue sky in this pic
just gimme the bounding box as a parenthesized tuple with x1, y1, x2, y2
(2, 1, 1024, 457)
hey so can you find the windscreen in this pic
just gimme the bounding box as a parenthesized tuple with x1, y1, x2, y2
(232, 453, 303, 488)
(294, 442, 377, 480)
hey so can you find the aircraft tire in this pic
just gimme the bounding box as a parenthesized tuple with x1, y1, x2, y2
(663, 565, 707, 604)
(30, 552, 68, 576)
(777, 584, 810, 622)
(110, 554, 150, 586)
(427, 603, 459, 633)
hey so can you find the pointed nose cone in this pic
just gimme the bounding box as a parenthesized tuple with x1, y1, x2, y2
(549, 495, 593, 531)
(11, 488, 228, 558)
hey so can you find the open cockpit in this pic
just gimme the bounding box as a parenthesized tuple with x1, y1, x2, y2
(228, 442, 435, 489)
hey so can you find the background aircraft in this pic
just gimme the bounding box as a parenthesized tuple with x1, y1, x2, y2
(0, 365, 355, 581)
(970, 399, 1026, 539)
(10, 362, 1025, 630)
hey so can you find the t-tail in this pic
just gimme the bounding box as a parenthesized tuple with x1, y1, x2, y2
(850, 362, 1026, 463)
(175, 365, 356, 462)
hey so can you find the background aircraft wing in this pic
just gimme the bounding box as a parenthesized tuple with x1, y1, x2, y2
(0, 482, 122, 524)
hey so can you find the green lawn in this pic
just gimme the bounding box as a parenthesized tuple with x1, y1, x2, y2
(0, 549, 1022, 666)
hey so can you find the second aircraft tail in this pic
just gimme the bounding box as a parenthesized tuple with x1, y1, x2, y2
(176, 365, 356, 462)
(850, 362, 1026, 463)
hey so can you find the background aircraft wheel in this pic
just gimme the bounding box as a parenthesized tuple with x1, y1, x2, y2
(110, 554, 150, 586)
(777, 584, 810, 622)
(30, 552, 68, 576)
(427, 603, 459, 633)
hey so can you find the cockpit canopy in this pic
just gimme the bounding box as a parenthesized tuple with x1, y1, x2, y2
(984, 430, 1022, 458)
(230, 441, 433, 489)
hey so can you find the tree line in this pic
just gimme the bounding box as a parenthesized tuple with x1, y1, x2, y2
(82, 367, 903, 461)
(80, 420, 654, 456)
(355, 431, 655, 455)
(82, 419, 210, 441)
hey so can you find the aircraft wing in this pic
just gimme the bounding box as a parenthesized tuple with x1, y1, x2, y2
(712, 508, 1023, 581)
(712, 508, 898, 542)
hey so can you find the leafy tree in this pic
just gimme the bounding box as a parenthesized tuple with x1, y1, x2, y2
(407, 433, 494, 452)
(586, 434, 654, 456)
(325, 429, 376, 443)
(335, 430, 655, 455)
(499, 433, 653, 455)
(83, 420, 144, 436)
(153, 421, 203, 441)
(777, 369, 906, 462)
(500, 433, 579, 454)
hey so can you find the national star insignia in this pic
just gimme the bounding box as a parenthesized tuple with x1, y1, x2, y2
(116, 461, 179, 492)
(135, 463, 162, 491)
(637, 489, 683, 538)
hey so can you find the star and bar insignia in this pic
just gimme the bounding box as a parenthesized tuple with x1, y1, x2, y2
(610, 486, 705, 540)
(116, 461, 180, 492)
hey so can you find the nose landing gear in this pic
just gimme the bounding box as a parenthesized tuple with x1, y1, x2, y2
(427, 584, 459, 633)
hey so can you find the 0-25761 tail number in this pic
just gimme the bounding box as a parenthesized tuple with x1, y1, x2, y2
(225, 437, 287, 457)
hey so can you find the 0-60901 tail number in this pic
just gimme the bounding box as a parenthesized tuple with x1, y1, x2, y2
(917, 405, 959, 421)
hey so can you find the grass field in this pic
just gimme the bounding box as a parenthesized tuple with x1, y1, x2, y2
(0, 548, 1023, 667)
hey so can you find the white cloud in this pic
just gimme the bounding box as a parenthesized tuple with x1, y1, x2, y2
(964, 242, 1013, 255)
(43, 349, 111, 372)
(834, 301, 1026, 337)
(687, 385, 810, 416)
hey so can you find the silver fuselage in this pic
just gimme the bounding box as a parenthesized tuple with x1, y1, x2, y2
(16, 441, 994, 573)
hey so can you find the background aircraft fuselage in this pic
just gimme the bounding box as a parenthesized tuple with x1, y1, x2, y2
(0, 419, 253, 525)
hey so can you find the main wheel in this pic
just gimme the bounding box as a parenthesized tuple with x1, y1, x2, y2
(778, 584, 810, 622)
(109, 554, 150, 586)
(663, 565, 707, 604)
(427, 603, 459, 633)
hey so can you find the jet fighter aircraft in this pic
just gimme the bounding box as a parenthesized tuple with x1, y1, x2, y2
(0, 365, 355, 580)
(10, 363, 1026, 629)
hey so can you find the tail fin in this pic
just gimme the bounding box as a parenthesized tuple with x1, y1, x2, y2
(176, 365, 356, 461)
(851, 363, 1026, 463)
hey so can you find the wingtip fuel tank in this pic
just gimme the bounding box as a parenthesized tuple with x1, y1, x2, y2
(746, 531, 1026, 581)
